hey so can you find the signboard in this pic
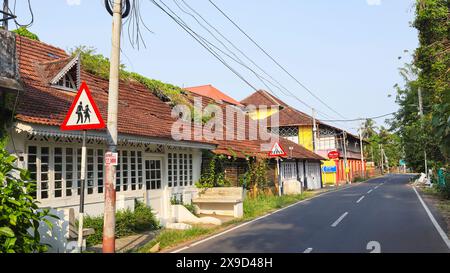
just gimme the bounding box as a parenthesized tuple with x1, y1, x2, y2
(327, 150, 340, 159)
(60, 81, 106, 131)
(105, 152, 118, 166)
(399, 159, 406, 166)
(268, 142, 287, 157)
(322, 166, 337, 173)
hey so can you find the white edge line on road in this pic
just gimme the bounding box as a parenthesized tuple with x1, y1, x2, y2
(413, 186, 450, 250)
(356, 196, 365, 203)
(303, 248, 313, 253)
(367, 189, 373, 194)
(170, 185, 357, 253)
(331, 212, 349, 227)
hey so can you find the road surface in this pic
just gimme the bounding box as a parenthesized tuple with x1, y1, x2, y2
(178, 174, 450, 253)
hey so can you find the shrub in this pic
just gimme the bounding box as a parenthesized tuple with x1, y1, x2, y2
(0, 140, 57, 253)
(352, 176, 366, 183)
(84, 200, 159, 246)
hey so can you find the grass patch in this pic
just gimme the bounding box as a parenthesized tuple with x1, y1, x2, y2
(243, 191, 316, 220)
(137, 191, 318, 253)
(138, 226, 216, 253)
(84, 201, 160, 247)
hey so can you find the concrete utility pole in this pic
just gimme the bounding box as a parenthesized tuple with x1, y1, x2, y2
(379, 144, 384, 174)
(342, 131, 349, 183)
(418, 87, 428, 179)
(2, 0, 9, 30)
(358, 126, 365, 178)
(103, 0, 123, 253)
(312, 108, 318, 153)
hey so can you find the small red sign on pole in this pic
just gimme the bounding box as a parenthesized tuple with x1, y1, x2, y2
(268, 142, 287, 157)
(60, 81, 105, 131)
(328, 150, 340, 159)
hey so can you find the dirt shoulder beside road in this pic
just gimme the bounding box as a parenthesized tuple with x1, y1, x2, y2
(417, 186, 450, 237)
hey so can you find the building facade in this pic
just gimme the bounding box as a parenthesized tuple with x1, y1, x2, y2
(4, 34, 216, 226)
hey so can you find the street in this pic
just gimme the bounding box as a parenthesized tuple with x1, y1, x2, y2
(178, 175, 450, 253)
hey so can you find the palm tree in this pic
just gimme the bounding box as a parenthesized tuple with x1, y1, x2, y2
(362, 119, 377, 139)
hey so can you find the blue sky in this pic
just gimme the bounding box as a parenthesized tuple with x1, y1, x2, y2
(12, 0, 417, 133)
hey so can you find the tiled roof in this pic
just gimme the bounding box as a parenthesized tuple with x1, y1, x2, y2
(185, 84, 242, 106)
(37, 56, 74, 84)
(14, 35, 214, 146)
(240, 90, 363, 142)
(240, 90, 288, 107)
(185, 90, 324, 160)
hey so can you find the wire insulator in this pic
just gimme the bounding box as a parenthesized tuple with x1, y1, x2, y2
(105, 0, 131, 18)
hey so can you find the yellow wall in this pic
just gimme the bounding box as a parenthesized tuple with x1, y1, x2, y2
(248, 108, 279, 120)
(321, 160, 337, 185)
(299, 126, 313, 151)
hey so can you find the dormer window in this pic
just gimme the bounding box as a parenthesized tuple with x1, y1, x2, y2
(57, 73, 77, 89)
(43, 53, 80, 92)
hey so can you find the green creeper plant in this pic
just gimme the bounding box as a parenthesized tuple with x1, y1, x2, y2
(196, 154, 231, 188)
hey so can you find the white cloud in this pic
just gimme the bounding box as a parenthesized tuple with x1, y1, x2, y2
(66, 0, 81, 6)
(366, 0, 382, 5)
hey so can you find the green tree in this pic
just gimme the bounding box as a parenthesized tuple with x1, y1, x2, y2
(412, 0, 449, 163)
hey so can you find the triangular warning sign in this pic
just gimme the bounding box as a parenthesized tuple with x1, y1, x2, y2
(268, 142, 287, 157)
(60, 81, 106, 131)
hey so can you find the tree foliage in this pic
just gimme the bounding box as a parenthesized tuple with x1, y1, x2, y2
(389, 0, 449, 172)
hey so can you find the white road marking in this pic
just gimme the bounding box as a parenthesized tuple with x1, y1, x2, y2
(303, 248, 313, 253)
(413, 186, 450, 250)
(367, 189, 373, 194)
(171, 184, 357, 253)
(366, 241, 381, 253)
(331, 212, 349, 227)
(356, 196, 365, 203)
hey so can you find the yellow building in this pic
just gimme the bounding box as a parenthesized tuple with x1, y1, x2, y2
(241, 90, 366, 186)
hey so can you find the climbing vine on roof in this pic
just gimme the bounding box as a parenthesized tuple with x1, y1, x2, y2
(12, 27, 39, 41)
(69, 46, 191, 107)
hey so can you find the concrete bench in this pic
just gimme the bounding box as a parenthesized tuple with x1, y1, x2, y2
(192, 187, 244, 218)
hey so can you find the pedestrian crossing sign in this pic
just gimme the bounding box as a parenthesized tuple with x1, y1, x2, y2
(268, 142, 287, 157)
(60, 81, 105, 131)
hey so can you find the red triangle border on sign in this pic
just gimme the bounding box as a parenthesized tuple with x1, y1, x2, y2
(60, 81, 106, 131)
(268, 142, 287, 157)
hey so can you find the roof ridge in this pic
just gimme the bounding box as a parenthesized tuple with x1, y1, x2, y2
(16, 35, 68, 57)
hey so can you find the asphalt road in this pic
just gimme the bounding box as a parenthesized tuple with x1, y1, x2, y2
(179, 174, 450, 253)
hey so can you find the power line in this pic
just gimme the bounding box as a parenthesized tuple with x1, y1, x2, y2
(150, 0, 259, 91)
(208, 0, 348, 120)
(158, 0, 323, 115)
(319, 112, 395, 122)
(152, 0, 356, 133)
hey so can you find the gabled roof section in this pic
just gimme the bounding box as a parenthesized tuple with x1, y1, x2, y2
(42, 54, 80, 89)
(240, 90, 288, 108)
(185, 84, 242, 106)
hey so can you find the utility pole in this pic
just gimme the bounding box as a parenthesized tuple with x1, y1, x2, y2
(358, 126, 365, 178)
(103, 0, 123, 253)
(2, 0, 8, 30)
(342, 131, 349, 183)
(379, 144, 384, 174)
(418, 87, 428, 178)
(312, 108, 318, 153)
